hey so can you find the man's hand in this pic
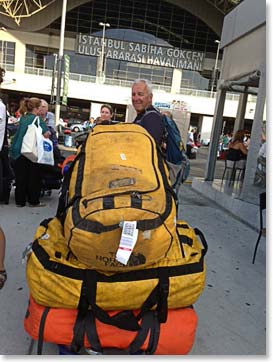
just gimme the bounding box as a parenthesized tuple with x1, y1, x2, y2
(43, 131, 51, 138)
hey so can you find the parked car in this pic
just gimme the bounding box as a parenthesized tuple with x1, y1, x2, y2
(70, 123, 87, 132)
(201, 138, 210, 146)
(66, 118, 82, 127)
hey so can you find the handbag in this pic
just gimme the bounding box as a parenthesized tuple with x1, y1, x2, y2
(37, 134, 54, 166)
(21, 116, 40, 162)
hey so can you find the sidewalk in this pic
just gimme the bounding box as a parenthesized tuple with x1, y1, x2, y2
(0, 184, 266, 355)
(177, 183, 266, 355)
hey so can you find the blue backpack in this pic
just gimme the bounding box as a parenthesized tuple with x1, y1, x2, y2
(162, 114, 184, 164)
(162, 114, 190, 185)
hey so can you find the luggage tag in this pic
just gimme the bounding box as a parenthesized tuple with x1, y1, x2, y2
(116, 221, 139, 265)
(22, 233, 49, 264)
(22, 242, 33, 264)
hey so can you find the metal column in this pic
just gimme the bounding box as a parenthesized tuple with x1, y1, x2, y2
(240, 64, 266, 201)
(233, 91, 248, 134)
(204, 88, 227, 181)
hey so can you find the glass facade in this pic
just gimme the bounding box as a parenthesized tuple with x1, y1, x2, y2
(29, 0, 221, 90)
(50, 0, 219, 52)
(25, 44, 57, 69)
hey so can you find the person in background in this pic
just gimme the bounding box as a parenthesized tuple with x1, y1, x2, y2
(132, 78, 165, 145)
(38, 99, 63, 163)
(0, 67, 9, 163)
(10, 97, 50, 207)
(244, 132, 251, 149)
(226, 129, 248, 161)
(222, 132, 231, 151)
(0, 226, 7, 289)
(193, 128, 198, 145)
(186, 129, 195, 158)
(95, 116, 102, 125)
(39, 99, 56, 130)
(89, 116, 95, 128)
(0, 68, 6, 153)
(15, 98, 27, 119)
(0, 67, 14, 201)
(38, 99, 64, 196)
(95, 104, 114, 125)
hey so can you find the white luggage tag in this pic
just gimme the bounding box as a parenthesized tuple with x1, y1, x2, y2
(116, 221, 139, 265)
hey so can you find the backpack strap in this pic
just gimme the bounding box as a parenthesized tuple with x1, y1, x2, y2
(84, 270, 141, 331)
(84, 310, 103, 352)
(71, 306, 160, 355)
(136, 268, 169, 324)
(56, 129, 95, 220)
(56, 148, 83, 221)
(138, 108, 166, 147)
(194, 228, 208, 257)
(145, 311, 160, 354)
(71, 308, 103, 354)
(128, 310, 160, 355)
(37, 306, 50, 355)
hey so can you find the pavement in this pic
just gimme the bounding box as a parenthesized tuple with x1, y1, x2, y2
(0, 180, 266, 355)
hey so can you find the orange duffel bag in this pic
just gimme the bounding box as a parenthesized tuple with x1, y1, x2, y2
(24, 295, 198, 355)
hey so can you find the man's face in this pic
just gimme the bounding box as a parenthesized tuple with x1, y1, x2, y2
(39, 101, 48, 118)
(132, 82, 153, 114)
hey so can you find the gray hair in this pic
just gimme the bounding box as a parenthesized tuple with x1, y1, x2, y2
(132, 78, 153, 95)
(40, 99, 48, 106)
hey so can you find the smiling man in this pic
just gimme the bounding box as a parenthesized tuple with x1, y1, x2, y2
(132, 79, 165, 145)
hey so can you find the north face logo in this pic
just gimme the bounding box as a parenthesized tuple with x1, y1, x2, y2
(96, 252, 146, 267)
(127, 252, 146, 266)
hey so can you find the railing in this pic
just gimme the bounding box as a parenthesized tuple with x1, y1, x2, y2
(19, 66, 255, 102)
(0, 63, 14, 72)
(24, 67, 53, 77)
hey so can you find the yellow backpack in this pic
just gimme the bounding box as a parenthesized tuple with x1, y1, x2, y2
(57, 123, 177, 272)
(26, 217, 207, 326)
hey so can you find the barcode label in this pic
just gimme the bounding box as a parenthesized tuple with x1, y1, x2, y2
(116, 221, 138, 265)
(120, 236, 134, 248)
(123, 223, 134, 237)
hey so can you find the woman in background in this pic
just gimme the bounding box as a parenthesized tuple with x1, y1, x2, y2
(10, 97, 50, 207)
(96, 104, 114, 125)
(226, 130, 248, 161)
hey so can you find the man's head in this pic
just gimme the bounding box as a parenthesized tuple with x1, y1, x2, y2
(132, 79, 153, 114)
(39, 99, 48, 119)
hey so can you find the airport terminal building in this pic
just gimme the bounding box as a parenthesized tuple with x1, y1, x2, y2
(0, 0, 255, 138)
(0, 0, 266, 209)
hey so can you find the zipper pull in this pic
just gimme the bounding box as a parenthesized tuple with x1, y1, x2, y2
(132, 192, 141, 199)
(131, 192, 152, 201)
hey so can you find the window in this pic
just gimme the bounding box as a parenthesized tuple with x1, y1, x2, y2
(0, 41, 15, 71)
(25, 45, 57, 70)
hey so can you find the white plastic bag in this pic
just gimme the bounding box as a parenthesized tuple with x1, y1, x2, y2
(37, 134, 54, 166)
(21, 116, 40, 162)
